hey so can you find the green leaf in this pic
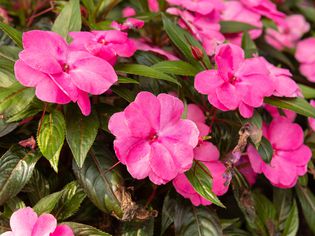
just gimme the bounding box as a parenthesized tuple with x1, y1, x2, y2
(118, 77, 139, 84)
(185, 161, 225, 208)
(298, 5, 315, 24)
(121, 219, 154, 236)
(241, 31, 257, 58)
(161, 194, 176, 235)
(253, 192, 277, 229)
(65, 105, 99, 168)
(0, 214, 10, 233)
(5, 99, 43, 123)
(3, 197, 26, 218)
(0, 120, 18, 137)
(64, 222, 111, 236)
(220, 21, 258, 33)
(0, 83, 35, 119)
(298, 84, 315, 99)
(33, 191, 63, 215)
(282, 200, 298, 236)
(23, 168, 50, 205)
(151, 60, 200, 76)
(111, 86, 136, 103)
(72, 142, 123, 218)
(52, 0, 81, 41)
(162, 14, 211, 69)
(174, 202, 223, 236)
(257, 137, 273, 164)
(53, 181, 86, 221)
(262, 18, 278, 30)
(0, 146, 41, 205)
(0, 21, 23, 47)
(37, 110, 66, 172)
(115, 64, 181, 86)
(264, 96, 315, 118)
(273, 189, 293, 231)
(295, 184, 315, 234)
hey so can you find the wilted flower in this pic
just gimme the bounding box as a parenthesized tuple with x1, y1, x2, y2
(194, 43, 274, 118)
(173, 142, 229, 206)
(14, 30, 117, 116)
(1, 207, 73, 236)
(247, 118, 311, 188)
(108, 92, 199, 185)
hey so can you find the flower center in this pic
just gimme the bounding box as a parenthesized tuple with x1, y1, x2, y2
(149, 133, 158, 143)
(228, 72, 238, 84)
(98, 38, 107, 45)
(63, 64, 70, 73)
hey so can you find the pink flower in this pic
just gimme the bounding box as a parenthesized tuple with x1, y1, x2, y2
(308, 100, 315, 131)
(122, 7, 136, 17)
(187, 104, 210, 137)
(221, 1, 262, 46)
(266, 14, 310, 50)
(1, 207, 73, 236)
(108, 92, 199, 185)
(132, 39, 179, 61)
(261, 58, 301, 98)
(247, 118, 311, 188)
(167, 0, 224, 15)
(295, 38, 315, 82)
(239, 0, 285, 24)
(167, 8, 225, 55)
(173, 142, 228, 206)
(14, 30, 117, 116)
(264, 104, 296, 122)
(235, 156, 257, 186)
(148, 0, 159, 12)
(111, 18, 144, 31)
(194, 43, 274, 118)
(69, 30, 136, 65)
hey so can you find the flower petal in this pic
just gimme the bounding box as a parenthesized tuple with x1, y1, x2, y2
(31, 214, 57, 236)
(10, 207, 38, 236)
(50, 225, 74, 236)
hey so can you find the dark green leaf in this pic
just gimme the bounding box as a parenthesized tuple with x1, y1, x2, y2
(0, 214, 10, 233)
(37, 110, 66, 172)
(220, 21, 258, 33)
(23, 168, 50, 205)
(151, 60, 200, 76)
(273, 189, 293, 231)
(298, 84, 315, 99)
(0, 83, 35, 119)
(0, 146, 41, 205)
(121, 219, 154, 236)
(5, 99, 43, 123)
(161, 194, 176, 235)
(3, 197, 25, 218)
(295, 184, 315, 234)
(118, 77, 139, 84)
(64, 222, 111, 236)
(264, 96, 315, 118)
(53, 181, 86, 221)
(257, 137, 273, 164)
(0, 21, 23, 47)
(72, 142, 123, 218)
(174, 202, 223, 236)
(33, 191, 63, 215)
(253, 192, 277, 228)
(186, 161, 225, 208)
(111, 86, 136, 103)
(65, 105, 99, 168)
(0, 120, 18, 137)
(115, 64, 181, 86)
(162, 14, 211, 69)
(282, 200, 298, 236)
(52, 0, 81, 41)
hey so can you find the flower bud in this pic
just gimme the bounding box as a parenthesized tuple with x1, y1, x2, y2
(191, 46, 203, 61)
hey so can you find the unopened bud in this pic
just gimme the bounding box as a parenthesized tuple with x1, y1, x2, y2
(191, 46, 203, 61)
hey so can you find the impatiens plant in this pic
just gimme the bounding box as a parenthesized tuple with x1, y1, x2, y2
(1, 0, 315, 235)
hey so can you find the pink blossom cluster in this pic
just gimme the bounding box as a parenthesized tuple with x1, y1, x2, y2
(14, 29, 136, 116)
(1, 207, 73, 236)
(194, 43, 300, 118)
